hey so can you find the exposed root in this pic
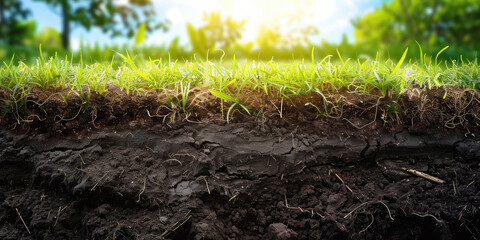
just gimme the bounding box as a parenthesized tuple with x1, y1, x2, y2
(284, 194, 325, 218)
(161, 210, 192, 238)
(344, 201, 394, 221)
(54, 105, 83, 123)
(412, 212, 443, 223)
(163, 158, 183, 166)
(343, 97, 382, 129)
(359, 213, 374, 234)
(136, 177, 147, 203)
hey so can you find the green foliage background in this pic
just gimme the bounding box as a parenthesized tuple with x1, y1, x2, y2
(0, 0, 478, 63)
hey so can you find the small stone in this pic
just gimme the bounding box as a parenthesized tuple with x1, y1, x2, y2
(266, 223, 298, 240)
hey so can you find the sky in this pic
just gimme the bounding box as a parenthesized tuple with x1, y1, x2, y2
(24, 0, 385, 50)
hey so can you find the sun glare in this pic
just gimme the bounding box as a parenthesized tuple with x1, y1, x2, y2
(165, 0, 343, 43)
(113, 0, 129, 7)
(220, 0, 337, 41)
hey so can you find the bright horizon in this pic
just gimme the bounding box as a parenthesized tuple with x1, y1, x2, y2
(24, 0, 384, 50)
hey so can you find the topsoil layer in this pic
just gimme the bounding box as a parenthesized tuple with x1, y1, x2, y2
(0, 85, 480, 239)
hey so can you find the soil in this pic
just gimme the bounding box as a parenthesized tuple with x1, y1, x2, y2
(1, 85, 480, 239)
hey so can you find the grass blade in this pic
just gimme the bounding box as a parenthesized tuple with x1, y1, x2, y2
(389, 48, 408, 78)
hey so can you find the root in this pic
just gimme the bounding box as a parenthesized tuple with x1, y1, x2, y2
(136, 177, 147, 203)
(359, 213, 374, 234)
(161, 210, 192, 238)
(445, 89, 480, 128)
(91, 108, 99, 128)
(343, 97, 382, 129)
(377, 201, 394, 220)
(163, 158, 183, 166)
(54, 105, 83, 123)
(412, 212, 443, 223)
(284, 194, 325, 218)
(344, 201, 394, 221)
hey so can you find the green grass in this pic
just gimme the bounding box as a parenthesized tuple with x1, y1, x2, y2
(1, 46, 479, 119)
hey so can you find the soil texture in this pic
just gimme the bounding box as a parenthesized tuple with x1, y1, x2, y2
(1, 121, 479, 239)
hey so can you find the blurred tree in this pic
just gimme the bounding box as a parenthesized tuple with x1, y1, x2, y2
(35, 0, 168, 49)
(256, 25, 281, 51)
(0, 0, 32, 45)
(187, 12, 246, 57)
(35, 27, 62, 49)
(353, 0, 480, 47)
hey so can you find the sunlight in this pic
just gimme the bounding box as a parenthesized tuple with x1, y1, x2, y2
(215, 0, 338, 41)
(162, 0, 342, 43)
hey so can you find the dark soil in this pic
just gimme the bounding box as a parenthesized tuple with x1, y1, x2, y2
(1, 121, 479, 239)
(1, 85, 480, 239)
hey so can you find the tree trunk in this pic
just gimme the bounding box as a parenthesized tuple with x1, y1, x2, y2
(0, 0, 6, 38)
(61, 0, 70, 49)
(399, 0, 416, 41)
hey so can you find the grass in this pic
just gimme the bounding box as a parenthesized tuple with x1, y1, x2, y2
(0, 45, 479, 121)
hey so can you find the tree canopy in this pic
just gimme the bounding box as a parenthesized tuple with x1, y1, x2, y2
(353, 0, 480, 48)
(0, 0, 33, 46)
(187, 12, 246, 58)
(34, 0, 167, 49)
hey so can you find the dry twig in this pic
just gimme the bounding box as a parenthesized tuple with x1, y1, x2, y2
(15, 208, 31, 235)
(401, 167, 445, 184)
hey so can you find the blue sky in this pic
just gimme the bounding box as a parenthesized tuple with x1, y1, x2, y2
(24, 0, 385, 50)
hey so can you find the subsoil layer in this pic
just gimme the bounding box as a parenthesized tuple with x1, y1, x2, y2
(1, 120, 480, 239)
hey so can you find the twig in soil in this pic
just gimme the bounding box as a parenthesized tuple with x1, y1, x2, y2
(458, 205, 468, 220)
(453, 170, 458, 195)
(136, 177, 147, 203)
(334, 172, 353, 193)
(291, 133, 296, 149)
(161, 210, 192, 237)
(77, 154, 86, 170)
(401, 168, 445, 184)
(359, 213, 374, 234)
(145, 146, 156, 153)
(229, 193, 239, 202)
(53, 206, 67, 227)
(15, 208, 31, 235)
(344, 202, 369, 219)
(460, 219, 479, 240)
(118, 169, 125, 179)
(90, 172, 109, 191)
(203, 177, 210, 194)
(466, 180, 475, 188)
(412, 212, 443, 223)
